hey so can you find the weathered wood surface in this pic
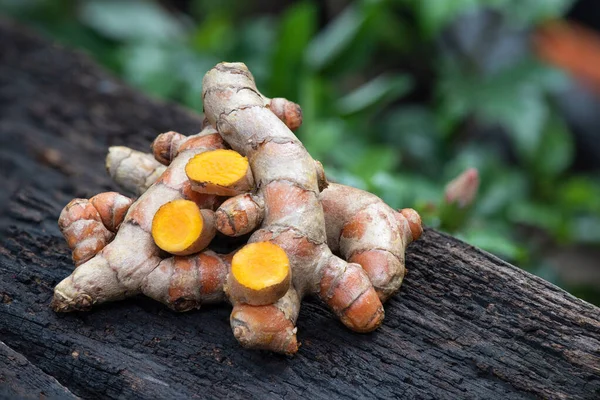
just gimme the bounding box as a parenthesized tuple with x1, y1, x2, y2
(0, 341, 78, 399)
(1, 19, 599, 400)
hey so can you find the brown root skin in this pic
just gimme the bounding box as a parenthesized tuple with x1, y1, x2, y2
(319, 257, 385, 332)
(58, 192, 132, 266)
(103, 140, 421, 352)
(213, 158, 324, 236)
(203, 61, 388, 352)
(51, 292, 94, 312)
(215, 194, 264, 237)
(90, 192, 132, 232)
(152, 131, 186, 166)
(322, 183, 422, 302)
(230, 287, 300, 355)
(267, 97, 303, 131)
(106, 147, 166, 196)
(104, 152, 423, 305)
(399, 208, 423, 242)
(52, 127, 225, 313)
(58, 63, 424, 355)
(141, 250, 230, 312)
(314, 160, 329, 192)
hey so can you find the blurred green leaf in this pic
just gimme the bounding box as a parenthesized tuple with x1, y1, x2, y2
(533, 113, 574, 179)
(457, 227, 525, 261)
(325, 167, 368, 191)
(337, 74, 413, 115)
(411, 0, 479, 37)
(350, 146, 399, 182)
(476, 169, 528, 216)
(0, 0, 54, 16)
(508, 201, 568, 240)
(501, 92, 548, 163)
(530, 261, 560, 284)
(407, 0, 575, 35)
(191, 13, 234, 55)
(297, 72, 324, 143)
(179, 55, 220, 110)
(558, 177, 600, 214)
(371, 172, 441, 209)
(438, 60, 560, 162)
(489, 0, 575, 26)
(269, 2, 317, 98)
(567, 285, 600, 308)
(371, 5, 413, 53)
(439, 201, 473, 233)
(305, 5, 364, 70)
(572, 216, 600, 244)
(445, 145, 499, 182)
(119, 43, 180, 98)
(233, 17, 276, 86)
(302, 118, 345, 161)
(305, 2, 386, 72)
(80, 0, 185, 42)
(383, 106, 440, 172)
(191, 0, 250, 19)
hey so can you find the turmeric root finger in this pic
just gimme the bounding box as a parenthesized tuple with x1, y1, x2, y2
(89, 192, 132, 232)
(313, 160, 329, 192)
(151, 130, 186, 166)
(106, 146, 166, 196)
(186, 149, 254, 196)
(321, 183, 422, 302)
(52, 222, 162, 311)
(230, 287, 300, 355)
(141, 250, 230, 312)
(59, 193, 132, 266)
(214, 194, 264, 237)
(106, 147, 422, 302)
(267, 97, 303, 131)
(53, 127, 225, 312)
(399, 208, 423, 243)
(152, 199, 216, 256)
(227, 242, 291, 305)
(319, 256, 385, 333)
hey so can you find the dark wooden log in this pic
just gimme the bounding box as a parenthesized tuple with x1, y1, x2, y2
(0, 341, 78, 399)
(1, 18, 599, 399)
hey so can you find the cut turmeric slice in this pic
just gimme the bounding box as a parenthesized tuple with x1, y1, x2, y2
(185, 149, 254, 196)
(152, 199, 215, 255)
(229, 242, 290, 305)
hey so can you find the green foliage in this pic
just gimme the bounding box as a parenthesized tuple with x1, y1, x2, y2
(80, 0, 185, 42)
(406, 0, 574, 35)
(337, 74, 414, 115)
(3, 0, 598, 303)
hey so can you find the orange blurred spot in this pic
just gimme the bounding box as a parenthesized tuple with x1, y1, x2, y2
(534, 20, 600, 94)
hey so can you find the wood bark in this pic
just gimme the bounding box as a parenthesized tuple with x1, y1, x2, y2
(0, 341, 78, 399)
(1, 18, 599, 399)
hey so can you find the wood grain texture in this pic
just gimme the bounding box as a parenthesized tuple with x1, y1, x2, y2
(0, 341, 78, 399)
(1, 18, 599, 399)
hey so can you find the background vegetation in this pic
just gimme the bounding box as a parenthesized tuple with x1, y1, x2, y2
(2, 0, 599, 304)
